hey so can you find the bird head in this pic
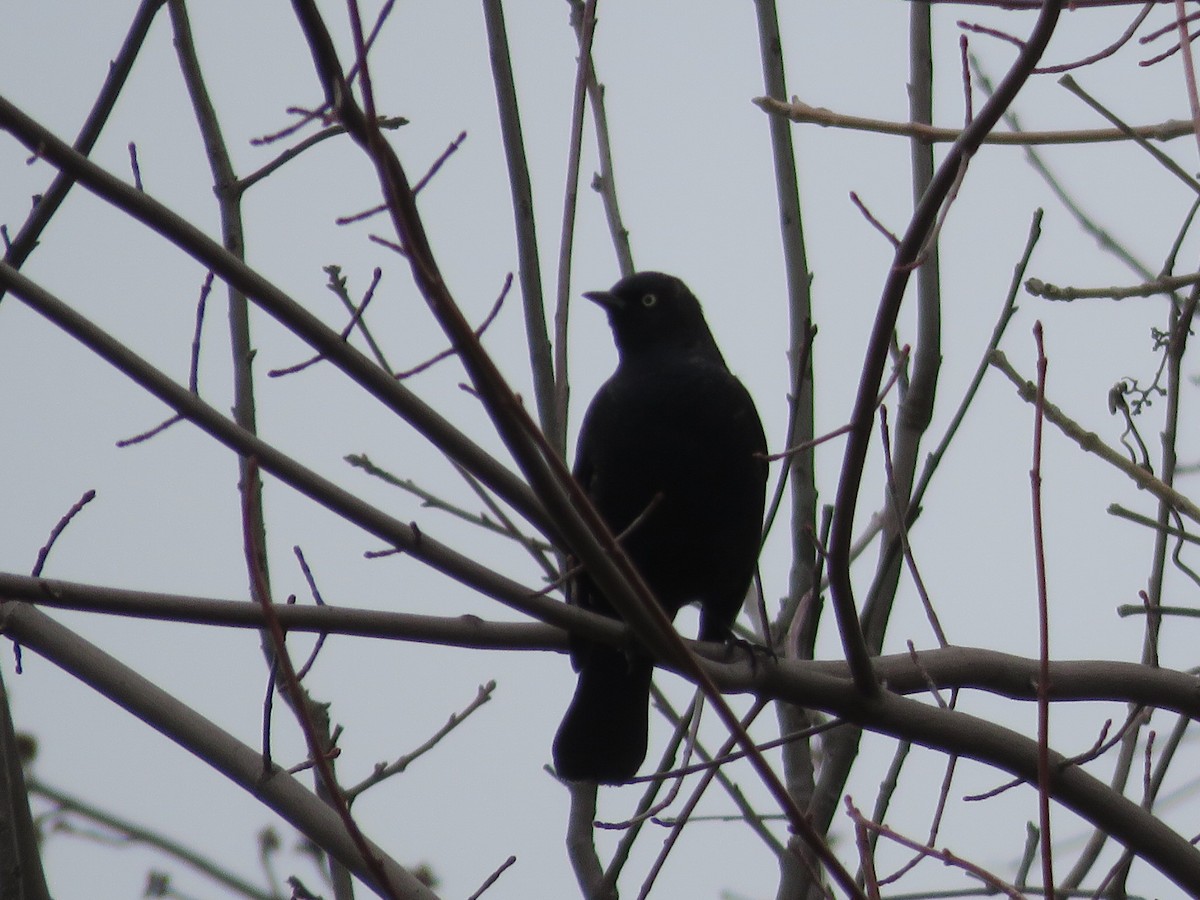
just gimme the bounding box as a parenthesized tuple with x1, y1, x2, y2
(584, 271, 722, 361)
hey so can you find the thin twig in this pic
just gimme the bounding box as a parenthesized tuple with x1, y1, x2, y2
(849, 191, 900, 247)
(465, 855, 516, 900)
(344, 453, 553, 553)
(636, 702, 778, 900)
(241, 116, 407, 193)
(766, 344, 910, 463)
(291, 546, 329, 682)
(879, 409, 947, 647)
(31, 490, 97, 578)
(344, 681, 495, 800)
(323, 266, 391, 370)
(592, 690, 695, 890)
(268, 268, 383, 378)
(394, 274, 511, 379)
(344, 0, 397, 88)
(1037, 0, 1155, 73)
(28, 777, 275, 900)
(1059, 74, 1200, 196)
(971, 57, 1156, 284)
(990, 349, 1200, 525)
(1174, 0, 1200, 160)
(910, 210, 1038, 513)
(754, 95, 1197, 144)
(1109, 503, 1200, 546)
(845, 799, 1025, 900)
(0, 0, 165, 298)
(337, 130, 467, 224)
(242, 456, 398, 899)
(759, 320, 815, 550)
(127, 142, 143, 190)
(1030, 322, 1055, 894)
(117, 265, 213, 446)
(449, 462, 558, 578)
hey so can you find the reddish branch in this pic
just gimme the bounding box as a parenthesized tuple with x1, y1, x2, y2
(286, 1, 864, 893)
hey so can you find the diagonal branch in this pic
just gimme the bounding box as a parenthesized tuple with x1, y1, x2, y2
(0, 264, 570, 631)
(0, 601, 437, 899)
(286, 6, 866, 892)
(826, 0, 1064, 697)
(0, 92, 548, 540)
(0, 0, 166, 298)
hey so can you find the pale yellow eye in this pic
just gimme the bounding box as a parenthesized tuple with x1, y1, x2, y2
(641, 293, 658, 308)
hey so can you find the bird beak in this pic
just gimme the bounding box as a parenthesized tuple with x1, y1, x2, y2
(583, 290, 624, 311)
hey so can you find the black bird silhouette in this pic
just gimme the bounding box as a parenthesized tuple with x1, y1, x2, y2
(553, 271, 767, 784)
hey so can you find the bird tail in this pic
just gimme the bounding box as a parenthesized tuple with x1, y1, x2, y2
(553, 649, 653, 784)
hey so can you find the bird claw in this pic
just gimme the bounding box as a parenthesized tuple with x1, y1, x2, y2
(712, 634, 775, 668)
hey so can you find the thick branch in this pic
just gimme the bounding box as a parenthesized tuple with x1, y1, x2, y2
(0, 601, 437, 900)
(0, 571, 565, 649)
(0, 92, 547, 540)
(6, 572, 1200, 725)
(0, 265, 571, 632)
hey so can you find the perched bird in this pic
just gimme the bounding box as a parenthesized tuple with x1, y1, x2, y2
(553, 271, 767, 784)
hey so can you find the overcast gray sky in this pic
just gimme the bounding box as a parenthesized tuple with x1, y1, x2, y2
(2, 2, 1197, 898)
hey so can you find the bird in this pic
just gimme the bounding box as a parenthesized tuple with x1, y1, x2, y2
(552, 271, 767, 784)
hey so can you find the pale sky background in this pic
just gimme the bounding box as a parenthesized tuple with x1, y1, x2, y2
(2, 2, 1199, 898)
